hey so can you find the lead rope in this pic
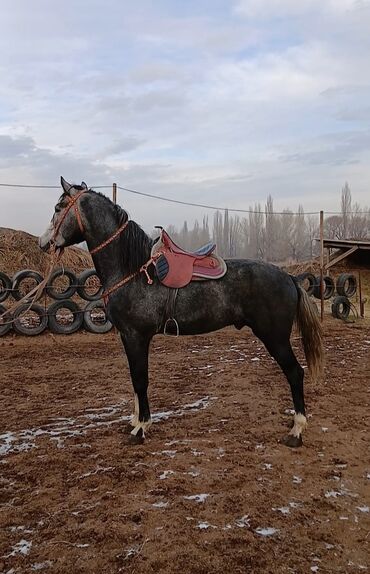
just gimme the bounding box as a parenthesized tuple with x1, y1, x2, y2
(0, 246, 62, 325)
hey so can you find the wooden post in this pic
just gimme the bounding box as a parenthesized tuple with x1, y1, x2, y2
(359, 271, 364, 318)
(320, 210, 324, 322)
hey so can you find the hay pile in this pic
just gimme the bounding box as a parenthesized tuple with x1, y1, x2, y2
(0, 228, 92, 276)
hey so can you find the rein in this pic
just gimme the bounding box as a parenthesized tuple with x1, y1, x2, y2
(0, 247, 62, 324)
(0, 192, 151, 324)
(54, 192, 140, 300)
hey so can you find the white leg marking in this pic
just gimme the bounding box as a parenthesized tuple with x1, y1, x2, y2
(131, 419, 152, 437)
(131, 394, 139, 427)
(289, 413, 307, 438)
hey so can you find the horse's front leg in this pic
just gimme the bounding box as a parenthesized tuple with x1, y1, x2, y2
(120, 329, 152, 444)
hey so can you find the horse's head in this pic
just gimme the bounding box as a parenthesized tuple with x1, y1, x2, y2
(39, 176, 89, 252)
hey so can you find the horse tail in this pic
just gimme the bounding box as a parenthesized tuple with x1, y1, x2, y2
(293, 277, 324, 382)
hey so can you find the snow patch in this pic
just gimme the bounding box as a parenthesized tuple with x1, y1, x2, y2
(184, 494, 209, 503)
(255, 527, 278, 537)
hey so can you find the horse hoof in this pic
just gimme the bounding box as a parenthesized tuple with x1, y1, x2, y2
(128, 433, 145, 445)
(122, 424, 135, 435)
(281, 434, 303, 448)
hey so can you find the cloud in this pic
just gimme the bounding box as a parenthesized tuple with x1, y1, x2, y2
(233, 0, 368, 19)
(103, 136, 145, 156)
(280, 130, 370, 166)
(0, 1, 369, 236)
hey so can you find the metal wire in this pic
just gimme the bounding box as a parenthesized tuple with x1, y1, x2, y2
(0, 181, 368, 216)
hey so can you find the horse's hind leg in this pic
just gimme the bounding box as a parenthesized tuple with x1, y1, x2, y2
(120, 329, 152, 444)
(258, 335, 306, 447)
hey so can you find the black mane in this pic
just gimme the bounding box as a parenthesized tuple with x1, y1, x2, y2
(91, 188, 153, 275)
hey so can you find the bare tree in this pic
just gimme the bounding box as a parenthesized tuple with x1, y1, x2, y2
(212, 211, 224, 255)
(264, 195, 277, 262)
(248, 204, 265, 259)
(341, 182, 352, 239)
(324, 215, 343, 239)
(348, 202, 369, 239)
(306, 214, 319, 258)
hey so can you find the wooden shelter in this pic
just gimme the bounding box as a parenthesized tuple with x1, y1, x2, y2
(323, 238, 370, 270)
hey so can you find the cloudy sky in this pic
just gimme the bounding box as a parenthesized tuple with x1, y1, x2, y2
(0, 0, 369, 235)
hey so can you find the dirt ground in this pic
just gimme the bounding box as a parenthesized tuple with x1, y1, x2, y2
(0, 317, 369, 574)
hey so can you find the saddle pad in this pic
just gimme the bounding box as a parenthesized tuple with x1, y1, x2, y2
(192, 255, 227, 279)
(154, 252, 227, 288)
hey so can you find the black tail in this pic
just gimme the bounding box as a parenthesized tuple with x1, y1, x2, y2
(293, 278, 324, 382)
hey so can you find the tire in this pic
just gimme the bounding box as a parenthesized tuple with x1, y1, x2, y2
(295, 272, 316, 296)
(83, 300, 113, 333)
(46, 268, 77, 300)
(77, 269, 103, 301)
(313, 275, 335, 300)
(331, 296, 351, 320)
(48, 299, 83, 334)
(12, 303, 48, 336)
(0, 304, 12, 336)
(336, 273, 357, 298)
(12, 269, 44, 302)
(0, 272, 12, 303)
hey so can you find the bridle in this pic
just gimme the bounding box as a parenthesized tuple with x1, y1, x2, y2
(52, 189, 150, 302)
(0, 189, 153, 324)
(52, 190, 87, 242)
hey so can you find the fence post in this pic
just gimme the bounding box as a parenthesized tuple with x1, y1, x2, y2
(320, 210, 324, 322)
(112, 182, 117, 204)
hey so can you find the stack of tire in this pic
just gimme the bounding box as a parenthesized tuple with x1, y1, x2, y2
(331, 274, 357, 320)
(295, 271, 356, 320)
(0, 268, 113, 336)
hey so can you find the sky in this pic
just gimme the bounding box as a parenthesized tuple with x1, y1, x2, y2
(0, 0, 369, 235)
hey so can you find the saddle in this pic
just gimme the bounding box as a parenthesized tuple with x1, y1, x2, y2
(149, 228, 227, 288)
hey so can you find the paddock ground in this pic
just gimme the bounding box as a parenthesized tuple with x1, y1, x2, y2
(0, 318, 369, 574)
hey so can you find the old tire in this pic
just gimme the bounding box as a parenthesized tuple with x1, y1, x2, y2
(0, 304, 12, 336)
(12, 303, 48, 336)
(295, 272, 316, 296)
(331, 296, 351, 320)
(0, 272, 12, 303)
(46, 268, 77, 300)
(313, 275, 335, 300)
(83, 300, 113, 333)
(336, 273, 357, 298)
(48, 299, 83, 334)
(77, 269, 103, 301)
(12, 269, 44, 302)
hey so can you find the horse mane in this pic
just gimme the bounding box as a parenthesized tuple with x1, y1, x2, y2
(90, 189, 154, 274)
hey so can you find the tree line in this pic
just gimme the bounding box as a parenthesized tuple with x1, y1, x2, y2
(164, 183, 370, 263)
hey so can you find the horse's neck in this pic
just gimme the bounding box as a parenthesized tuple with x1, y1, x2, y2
(84, 206, 151, 287)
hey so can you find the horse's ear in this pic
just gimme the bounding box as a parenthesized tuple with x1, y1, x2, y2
(80, 181, 88, 190)
(60, 176, 73, 195)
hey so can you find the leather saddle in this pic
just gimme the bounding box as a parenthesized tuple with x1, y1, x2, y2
(150, 228, 227, 288)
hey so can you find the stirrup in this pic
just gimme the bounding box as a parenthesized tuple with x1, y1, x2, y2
(164, 317, 179, 336)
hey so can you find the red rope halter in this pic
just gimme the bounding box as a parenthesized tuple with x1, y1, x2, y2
(53, 191, 144, 302)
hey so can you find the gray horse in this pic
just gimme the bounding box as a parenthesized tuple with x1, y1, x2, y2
(39, 177, 323, 447)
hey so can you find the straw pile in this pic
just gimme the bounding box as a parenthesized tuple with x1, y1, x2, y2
(0, 227, 92, 276)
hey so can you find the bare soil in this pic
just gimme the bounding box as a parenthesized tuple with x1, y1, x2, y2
(0, 318, 369, 574)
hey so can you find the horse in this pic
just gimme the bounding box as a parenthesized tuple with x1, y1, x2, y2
(39, 177, 324, 448)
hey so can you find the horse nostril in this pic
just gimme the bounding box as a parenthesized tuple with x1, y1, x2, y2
(39, 238, 51, 252)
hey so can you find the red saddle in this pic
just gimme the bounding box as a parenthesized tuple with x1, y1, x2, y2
(150, 229, 227, 288)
